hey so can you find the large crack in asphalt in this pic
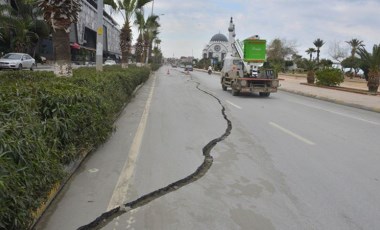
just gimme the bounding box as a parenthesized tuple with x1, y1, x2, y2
(77, 80, 232, 230)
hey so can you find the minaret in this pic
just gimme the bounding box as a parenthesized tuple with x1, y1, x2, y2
(228, 17, 236, 55)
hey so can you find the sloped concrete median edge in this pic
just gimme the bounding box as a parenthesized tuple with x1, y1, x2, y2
(29, 76, 149, 230)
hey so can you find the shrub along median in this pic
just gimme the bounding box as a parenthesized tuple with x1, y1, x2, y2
(0, 65, 151, 230)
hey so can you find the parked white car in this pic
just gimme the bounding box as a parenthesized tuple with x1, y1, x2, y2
(0, 53, 36, 71)
(104, 59, 117, 66)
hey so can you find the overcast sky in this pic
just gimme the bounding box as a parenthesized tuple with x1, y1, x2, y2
(113, 0, 380, 60)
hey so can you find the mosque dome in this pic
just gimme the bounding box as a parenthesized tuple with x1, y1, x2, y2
(210, 33, 228, 42)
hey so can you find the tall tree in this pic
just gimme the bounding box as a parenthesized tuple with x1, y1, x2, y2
(117, 0, 152, 68)
(346, 38, 364, 74)
(313, 38, 325, 64)
(144, 14, 160, 63)
(346, 38, 364, 58)
(37, 0, 81, 77)
(0, 0, 49, 55)
(134, 33, 144, 62)
(267, 38, 297, 72)
(133, 6, 160, 64)
(154, 38, 161, 49)
(305, 48, 316, 61)
(328, 40, 349, 69)
(356, 44, 380, 93)
(134, 10, 146, 63)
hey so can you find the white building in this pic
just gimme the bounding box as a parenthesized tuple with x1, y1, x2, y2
(202, 33, 229, 62)
(202, 18, 237, 63)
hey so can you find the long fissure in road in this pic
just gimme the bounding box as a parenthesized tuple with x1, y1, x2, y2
(77, 79, 232, 230)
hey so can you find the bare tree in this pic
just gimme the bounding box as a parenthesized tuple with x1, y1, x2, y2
(328, 40, 349, 69)
(267, 38, 298, 62)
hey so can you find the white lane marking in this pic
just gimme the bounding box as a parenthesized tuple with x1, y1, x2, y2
(226, 100, 242, 109)
(107, 74, 156, 211)
(289, 100, 380, 126)
(88, 168, 99, 173)
(269, 122, 316, 145)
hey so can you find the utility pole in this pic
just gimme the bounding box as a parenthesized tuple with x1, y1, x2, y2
(151, 0, 154, 16)
(96, 0, 104, 71)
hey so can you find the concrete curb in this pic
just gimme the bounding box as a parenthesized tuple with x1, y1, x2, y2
(279, 88, 380, 113)
(299, 83, 379, 96)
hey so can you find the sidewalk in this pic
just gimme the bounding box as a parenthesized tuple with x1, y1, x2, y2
(279, 74, 380, 113)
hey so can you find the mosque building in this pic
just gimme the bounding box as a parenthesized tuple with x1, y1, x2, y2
(202, 18, 236, 63)
(202, 33, 229, 63)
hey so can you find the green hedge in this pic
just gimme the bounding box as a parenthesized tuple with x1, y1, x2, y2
(315, 68, 344, 86)
(0, 66, 150, 229)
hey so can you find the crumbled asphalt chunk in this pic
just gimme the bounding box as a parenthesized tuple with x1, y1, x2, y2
(77, 80, 232, 230)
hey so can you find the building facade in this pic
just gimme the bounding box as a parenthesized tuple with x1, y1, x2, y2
(202, 33, 229, 63)
(39, 0, 122, 63)
(202, 18, 237, 63)
(74, 0, 121, 60)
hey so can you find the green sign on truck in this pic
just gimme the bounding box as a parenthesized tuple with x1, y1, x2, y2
(243, 39, 266, 62)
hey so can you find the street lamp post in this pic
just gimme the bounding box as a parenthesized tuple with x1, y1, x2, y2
(151, 0, 154, 16)
(96, 0, 104, 71)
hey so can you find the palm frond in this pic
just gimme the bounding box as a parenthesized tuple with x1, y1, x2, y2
(136, 0, 152, 10)
(104, 0, 118, 9)
(357, 45, 380, 71)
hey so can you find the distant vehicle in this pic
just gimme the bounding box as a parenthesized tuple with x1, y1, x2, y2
(180, 64, 185, 68)
(185, 65, 193, 71)
(104, 59, 117, 65)
(0, 53, 36, 71)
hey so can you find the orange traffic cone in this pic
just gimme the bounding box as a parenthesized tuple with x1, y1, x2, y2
(167, 69, 170, 75)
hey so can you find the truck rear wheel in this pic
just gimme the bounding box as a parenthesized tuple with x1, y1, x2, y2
(259, 92, 270, 97)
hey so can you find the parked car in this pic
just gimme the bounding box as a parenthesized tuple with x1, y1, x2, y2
(104, 59, 117, 65)
(185, 65, 193, 71)
(0, 53, 36, 71)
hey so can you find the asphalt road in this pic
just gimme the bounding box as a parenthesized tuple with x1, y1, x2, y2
(35, 66, 380, 230)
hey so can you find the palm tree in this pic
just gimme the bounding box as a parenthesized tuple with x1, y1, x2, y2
(37, 0, 81, 77)
(134, 11, 160, 64)
(346, 38, 365, 76)
(346, 38, 364, 57)
(117, 0, 152, 68)
(134, 10, 146, 63)
(313, 38, 325, 64)
(0, 1, 49, 55)
(134, 33, 144, 63)
(304, 59, 317, 84)
(144, 15, 160, 63)
(356, 44, 380, 93)
(154, 38, 161, 49)
(305, 48, 316, 61)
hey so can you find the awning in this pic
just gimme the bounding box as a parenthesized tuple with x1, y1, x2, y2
(70, 43, 80, 49)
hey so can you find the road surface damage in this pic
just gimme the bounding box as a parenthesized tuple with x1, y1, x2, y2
(77, 81, 232, 230)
